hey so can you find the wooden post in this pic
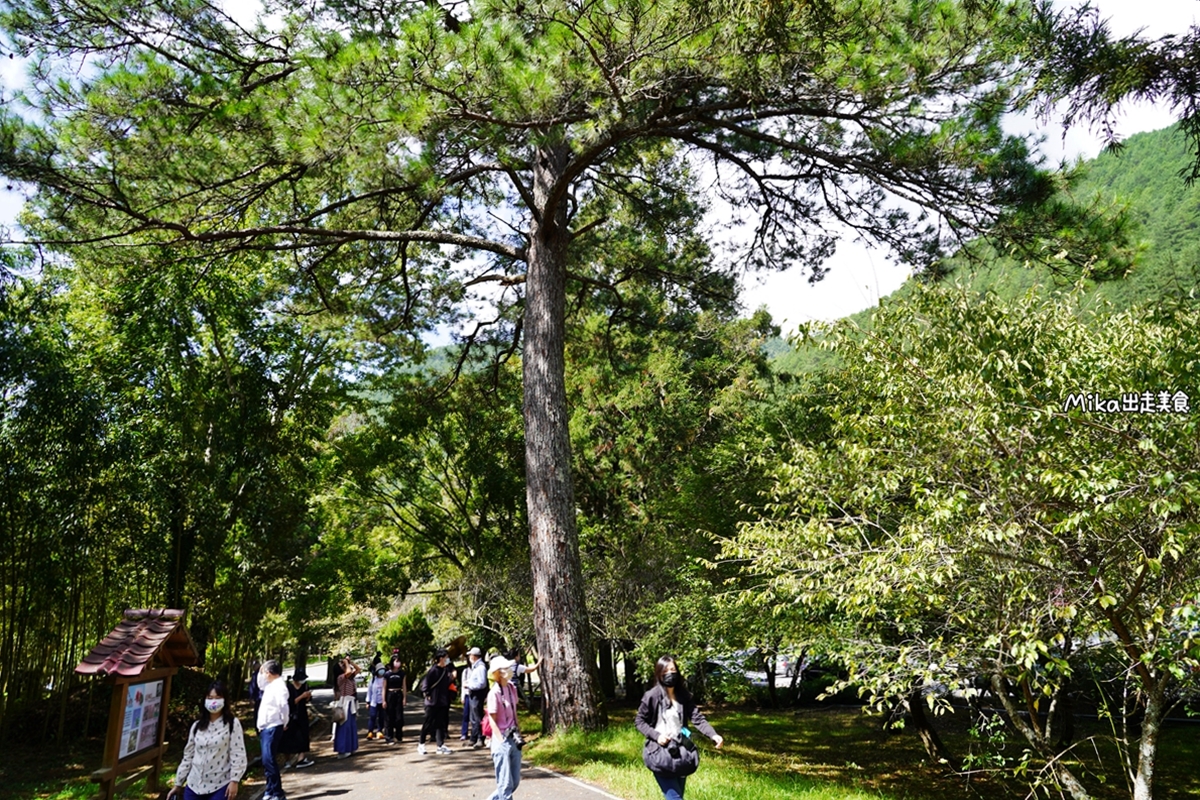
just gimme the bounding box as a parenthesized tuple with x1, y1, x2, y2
(148, 673, 174, 792)
(95, 681, 128, 800)
(92, 668, 178, 800)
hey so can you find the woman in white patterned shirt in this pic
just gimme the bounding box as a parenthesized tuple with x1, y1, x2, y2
(168, 682, 248, 800)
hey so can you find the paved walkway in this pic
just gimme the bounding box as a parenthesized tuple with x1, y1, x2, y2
(253, 693, 625, 800)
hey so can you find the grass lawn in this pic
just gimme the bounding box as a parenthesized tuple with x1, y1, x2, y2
(524, 703, 1200, 800)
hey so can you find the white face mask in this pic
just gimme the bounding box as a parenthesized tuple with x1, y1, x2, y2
(205, 698, 225, 713)
(257, 671, 268, 690)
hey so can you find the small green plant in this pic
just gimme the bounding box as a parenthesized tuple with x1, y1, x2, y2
(963, 712, 1012, 773)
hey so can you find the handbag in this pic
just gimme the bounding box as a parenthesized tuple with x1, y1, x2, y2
(642, 735, 699, 776)
(331, 692, 353, 724)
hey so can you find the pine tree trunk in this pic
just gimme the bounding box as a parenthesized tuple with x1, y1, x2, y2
(622, 641, 641, 699)
(523, 142, 605, 733)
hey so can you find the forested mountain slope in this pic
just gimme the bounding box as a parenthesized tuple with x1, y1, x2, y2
(772, 124, 1200, 374)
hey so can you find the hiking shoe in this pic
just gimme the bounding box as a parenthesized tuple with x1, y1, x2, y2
(295, 759, 315, 768)
(417, 743, 427, 755)
(472, 741, 484, 749)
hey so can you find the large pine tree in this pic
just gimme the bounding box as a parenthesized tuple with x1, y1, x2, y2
(2, 0, 1048, 730)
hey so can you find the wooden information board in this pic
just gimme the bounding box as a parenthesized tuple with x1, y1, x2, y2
(74, 610, 199, 800)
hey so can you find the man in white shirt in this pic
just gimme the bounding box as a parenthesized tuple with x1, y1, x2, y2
(256, 660, 289, 800)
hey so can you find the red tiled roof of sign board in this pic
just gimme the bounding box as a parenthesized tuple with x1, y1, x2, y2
(75, 609, 200, 677)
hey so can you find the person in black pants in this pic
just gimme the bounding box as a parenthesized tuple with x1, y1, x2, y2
(382, 654, 407, 744)
(417, 649, 455, 754)
(462, 647, 489, 748)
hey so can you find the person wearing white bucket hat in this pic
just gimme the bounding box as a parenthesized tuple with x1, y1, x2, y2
(483, 656, 523, 800)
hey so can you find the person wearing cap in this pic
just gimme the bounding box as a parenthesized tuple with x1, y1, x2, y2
(280, 671, 314, 769)
(417, 649, 455, 755)
(366, 665, 386, 740)
(461, 647, 488, 748)
(484, 656, 523, 800)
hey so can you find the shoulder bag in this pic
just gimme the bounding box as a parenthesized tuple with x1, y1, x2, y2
(642, 734, 699, 776)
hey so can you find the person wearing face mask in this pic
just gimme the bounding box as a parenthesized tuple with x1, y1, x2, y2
(634, 656, 724, 800)
(280, 672, 314, 769)
(382, 653, 407, 744)
(168, 682, 248, 800)
(483, 656, 523, 800)
(462, 647, 488, 748)
(417, 649, 455, 755)
(256, 660, 290, 800)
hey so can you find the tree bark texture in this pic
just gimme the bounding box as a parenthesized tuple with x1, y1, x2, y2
(621, 641, 641, 699)
(523, 143, 606, 732)
(598, 639, 616, 700)
(1132, 680, 1165, 800)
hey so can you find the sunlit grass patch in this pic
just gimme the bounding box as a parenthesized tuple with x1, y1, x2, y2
(525, 703, 1200, 800)
(526, 706, 900, 800)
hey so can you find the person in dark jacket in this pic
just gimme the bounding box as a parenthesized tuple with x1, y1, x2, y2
(280, 672, 313, 769)
(417, 649, 456, 755)
(634, 656, 724, 800)
(382, 654, 407, 744)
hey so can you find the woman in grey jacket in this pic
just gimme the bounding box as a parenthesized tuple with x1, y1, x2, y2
(634, 656, 724, 800)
